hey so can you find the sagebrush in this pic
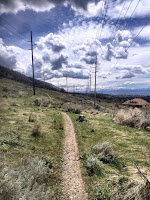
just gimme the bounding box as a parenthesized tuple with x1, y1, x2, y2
(0, 157, 55, 200)
(115, 108, 150, 129)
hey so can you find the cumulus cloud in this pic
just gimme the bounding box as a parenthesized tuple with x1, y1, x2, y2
(114, 46, 128, 59)
(0, 42, 17, 69)
(72, 44, 88, 54)
(102, 43, 114, 61)
(115, 30, 132, 44)
(37, 33, 66, 53)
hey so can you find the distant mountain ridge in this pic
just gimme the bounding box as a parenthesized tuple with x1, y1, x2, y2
(0, 66, 65, 92)
(98, 88, 150, 95)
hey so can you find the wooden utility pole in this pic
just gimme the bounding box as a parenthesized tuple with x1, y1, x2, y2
(94, 56, 97, 108)
(89, 68, 91, 94)
(30, 31, 35, 95)
(66, 74, 68, 92)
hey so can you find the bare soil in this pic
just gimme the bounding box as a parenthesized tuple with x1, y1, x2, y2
(62, 112, 88, 200)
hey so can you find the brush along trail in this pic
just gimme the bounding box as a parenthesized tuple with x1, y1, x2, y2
(62, 112, 88, 200)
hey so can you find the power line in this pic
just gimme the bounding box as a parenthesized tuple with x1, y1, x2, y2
(0, 34, 12, 43)
(0, 16, 29, 43)
(120, 0, 141, 33)
(117, 0, 134, 32)
(0, 21, 26, 43)
(106, 0, 127, 45)
(99, 0, 141, 76)
(0, 16, 29, 41)
(95, 0, 106, 40)
(103, 16, 150, 79)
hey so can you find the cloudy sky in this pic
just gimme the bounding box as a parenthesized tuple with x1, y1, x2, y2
(0, 0, 150, 93)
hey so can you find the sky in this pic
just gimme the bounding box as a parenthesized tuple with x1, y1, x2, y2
(0, 0, 150, 93)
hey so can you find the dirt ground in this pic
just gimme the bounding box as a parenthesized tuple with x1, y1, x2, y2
(61, 112, 88, 200)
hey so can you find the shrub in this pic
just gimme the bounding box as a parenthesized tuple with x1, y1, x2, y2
(10, 102, 17, 106)
(2, 87, 8, 92)
(94, 184, 113, 200)
(92, 142, 119, 164)
(34, 98, 41, 106)
(32, 123, 41, 137)
(40, 99, 51, 107)
(43, 156, 53, 169)
(65, 103, 82, 114)
(115, 108, 150, 129)
(28, 113, 36, 122)
(0, 129, 22, 150)
(0, 157, 55, 200)
(86, 155, 103, 175)
(34, 99, 51, 107)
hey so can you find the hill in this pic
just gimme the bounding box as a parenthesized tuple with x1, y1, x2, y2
(0, 76, 150, 199)
(0, 65, 65, 92)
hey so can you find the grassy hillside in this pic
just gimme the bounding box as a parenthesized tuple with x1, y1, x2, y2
(68, 110, 150, 199)
(1, 77, 150, 199)
(0, 78, 66, 199)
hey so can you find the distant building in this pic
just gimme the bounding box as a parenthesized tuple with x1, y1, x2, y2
(122, 98, 150, 108)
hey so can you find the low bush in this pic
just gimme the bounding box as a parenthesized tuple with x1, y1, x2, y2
(92, 142, 119, 164)
(115, 108, 150, 129)
(86, 155, 103, 175)
(10, 102, 17, 106)
(34, 98, 51, 107)
(32, 123, 41, 137)
(0, 129, 22, 151)
(94, 183, 113, 200)
(0, 157, 55, 200)
(94, 178, 150, 200)
(43, 156, 53, 169)
(65, 103, 82, 114)
(2, 87, 8, 92)
(28, 113, 36, 122)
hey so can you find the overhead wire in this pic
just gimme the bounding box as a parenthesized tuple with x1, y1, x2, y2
(119, 0, 141, 34)
(95, 0, 129, 71)
(103, 16, 150, 79)
(0, 16, 29, 43)
(116, 0, 134, 32)
(99, 0, 141, 75)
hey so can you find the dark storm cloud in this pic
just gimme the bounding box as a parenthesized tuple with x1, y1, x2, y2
(42, 53, 50, 63)
(67, 63, 85, 69)
(51, 54, 68, 70)
(62, 70, 89, 79)
(34, 58, 42, 69)
(0, 0, 91, 14)
(122, 72, 135, 79)
(81, 55, 96, 64)
(85, 50, 97, 57)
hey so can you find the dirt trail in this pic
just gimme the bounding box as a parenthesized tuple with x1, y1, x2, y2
(62, 112, 88, 200)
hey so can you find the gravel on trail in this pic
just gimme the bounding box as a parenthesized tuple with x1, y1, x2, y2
(61, 112, 88, 200)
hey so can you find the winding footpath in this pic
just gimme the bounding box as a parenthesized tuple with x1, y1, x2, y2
(61, 112, 88, 200)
